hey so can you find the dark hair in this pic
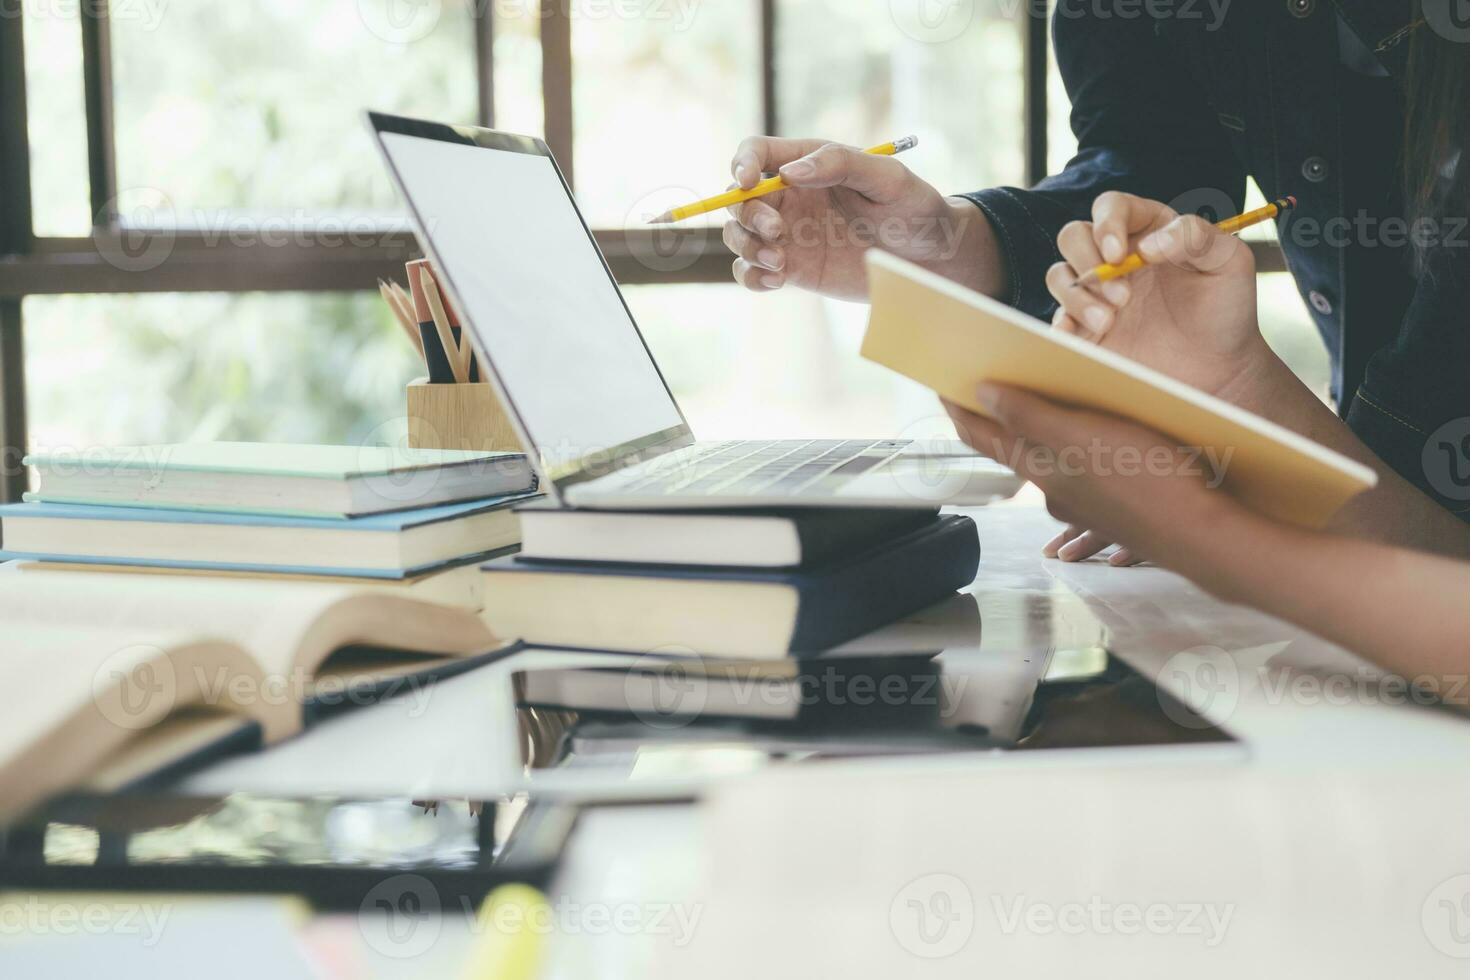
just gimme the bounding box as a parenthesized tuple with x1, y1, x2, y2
(1404, 25, 1469, 268)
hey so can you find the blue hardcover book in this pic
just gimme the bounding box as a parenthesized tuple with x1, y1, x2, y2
(0, 493, 538, 579)
(479, 514, 980, 658)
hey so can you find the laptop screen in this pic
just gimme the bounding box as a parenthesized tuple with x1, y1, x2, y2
(376, 123, 688, 483)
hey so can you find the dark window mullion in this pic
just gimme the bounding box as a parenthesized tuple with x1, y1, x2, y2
(760, 0, 777, 136)
(0, 12, 32, 502)
(540, 0, 574, 188)
(81, 0, 119, 227)
(475, 1, 495, 128)
(1023, 4, 1048, 186)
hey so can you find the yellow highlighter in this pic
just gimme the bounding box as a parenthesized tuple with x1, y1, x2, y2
(460, 884, 550, 980)
(649, 136, 918, 224)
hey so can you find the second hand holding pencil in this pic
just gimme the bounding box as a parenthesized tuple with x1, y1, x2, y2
(1072, 196, 1296, 287)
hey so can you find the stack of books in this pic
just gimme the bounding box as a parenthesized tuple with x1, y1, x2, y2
(482, 503, 980, 659)
(493, 503, 983, 755)
(0, 440, 541, 815)
(0, 442, 539, 594)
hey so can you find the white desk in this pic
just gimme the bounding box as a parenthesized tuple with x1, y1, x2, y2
(186, 504, 1470, 977)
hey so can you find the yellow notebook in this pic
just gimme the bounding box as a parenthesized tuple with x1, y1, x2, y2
(860, 249, 1377, 529)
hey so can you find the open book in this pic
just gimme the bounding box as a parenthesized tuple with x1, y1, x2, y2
(0, 570, 503, 817)
(861, 250, 1377, 528)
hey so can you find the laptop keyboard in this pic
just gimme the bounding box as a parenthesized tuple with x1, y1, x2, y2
(615, 439, 911, 497)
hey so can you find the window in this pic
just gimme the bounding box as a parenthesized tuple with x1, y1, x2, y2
(110, 2, 479, 218)
(0, 2, 1288, 502)
(23, 292, 416, 452)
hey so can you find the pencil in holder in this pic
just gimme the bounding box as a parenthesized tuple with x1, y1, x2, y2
(406, 378, 523, 454)
(407, 258, 480, 384)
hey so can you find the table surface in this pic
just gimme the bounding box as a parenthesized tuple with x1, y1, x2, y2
(126, 504, 1470, 975)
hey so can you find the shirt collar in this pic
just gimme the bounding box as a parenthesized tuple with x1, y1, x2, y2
(1331, 0, 1416, 79)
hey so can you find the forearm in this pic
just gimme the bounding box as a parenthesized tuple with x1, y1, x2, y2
(932, 197, 1009, 300)
(1169, 504, 1470, 693)
(1221, 349, 1470, 558)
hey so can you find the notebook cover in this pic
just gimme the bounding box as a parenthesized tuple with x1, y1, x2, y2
(0, 546, 519, 581)
(482, 514, 981, 653)
(0, 493, 540, 531)
(861, 249, 1378, 529)
(23, 442, 519, 479)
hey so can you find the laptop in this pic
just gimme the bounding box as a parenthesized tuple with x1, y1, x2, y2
(366, 112, 1022, 511)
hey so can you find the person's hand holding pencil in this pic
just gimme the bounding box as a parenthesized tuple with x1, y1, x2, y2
(709, 136, 1011, 301)
(1037, 189, 1294, 566)
(1044, 191, 1278, 390)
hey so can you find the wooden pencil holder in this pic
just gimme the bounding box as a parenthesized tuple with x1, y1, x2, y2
(406, 379, 523, 454)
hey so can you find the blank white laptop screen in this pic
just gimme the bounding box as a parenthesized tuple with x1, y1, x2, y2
(379, 132, 685, 465)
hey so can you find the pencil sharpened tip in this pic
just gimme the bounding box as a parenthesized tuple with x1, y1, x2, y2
(647, 211, 675, 225)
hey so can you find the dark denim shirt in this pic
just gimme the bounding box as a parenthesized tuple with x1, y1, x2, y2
(961, 0, 1470, 516)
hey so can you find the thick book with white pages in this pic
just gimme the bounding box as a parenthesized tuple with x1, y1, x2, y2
(0, 494, 535, 578)
(24, 442, 535, 518)
(481, 514, 980, 659)
(514, 653, 943, 724)
(514, 501, 937, 568)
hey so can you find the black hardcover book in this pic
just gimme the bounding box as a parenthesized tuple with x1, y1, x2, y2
(481, 514, 980, 658)
(513, 501, 940, 569)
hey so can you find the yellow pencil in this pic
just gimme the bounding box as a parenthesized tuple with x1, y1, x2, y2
(1072, 196, 1296, 287)
(648, 136, 918, 224)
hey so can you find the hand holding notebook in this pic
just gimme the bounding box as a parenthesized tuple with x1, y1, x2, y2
(860, 250, 1376, 529)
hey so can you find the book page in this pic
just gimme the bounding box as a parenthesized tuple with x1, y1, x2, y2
(0, 623, 268, 818)
(0, 570, 498, 692)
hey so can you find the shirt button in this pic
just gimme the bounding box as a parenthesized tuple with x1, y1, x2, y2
(1302, 156, 1329, 182)
(1287, 0, 1314, 17)
(1309, 290, 1334, 315)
